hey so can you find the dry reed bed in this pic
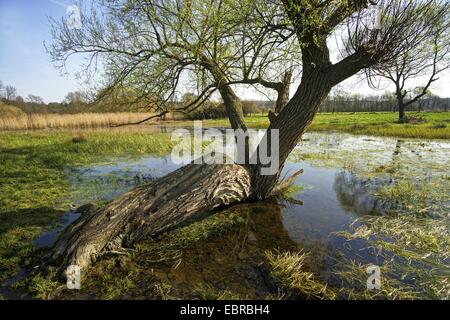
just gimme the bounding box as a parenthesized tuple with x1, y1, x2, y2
(0, 113, 156, 130)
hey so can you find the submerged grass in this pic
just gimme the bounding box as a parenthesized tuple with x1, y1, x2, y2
(265, 250, 336, 300)
(375, 181, 429, 209)
(335, 261, 420, 300)
(328, 144, 450, 299)
(287, 130, 449, 299)
(336, 214, 450, 299)
(281, 184, 306, 202)
(134, 207, 247, 259)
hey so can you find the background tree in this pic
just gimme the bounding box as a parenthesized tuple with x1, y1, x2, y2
(326, 85, 348, 113)
(63, 91, 87, 104)
(367, 3, 450, 121)
(417, 90, 440, 112)
(15, 96, 25, 104)
(242, 101, 262, 115)
(26, 94, 45, 104)
(0, 81, 4, 99)
(5, 85, 17, 101)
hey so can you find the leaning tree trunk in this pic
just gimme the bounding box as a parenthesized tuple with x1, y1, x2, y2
(48, 65, 332, 274)
(251, 68, 332, 198)
(50, 162, 251, 270)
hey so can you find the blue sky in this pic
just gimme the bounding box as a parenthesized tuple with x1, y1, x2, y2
(0, 0, 80, 103)
(0, 0, 448, 103)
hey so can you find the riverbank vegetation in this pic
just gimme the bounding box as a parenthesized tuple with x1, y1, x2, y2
(0, 102, 156, 130)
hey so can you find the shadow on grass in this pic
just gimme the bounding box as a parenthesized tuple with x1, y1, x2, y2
(0, 207, 64, 236)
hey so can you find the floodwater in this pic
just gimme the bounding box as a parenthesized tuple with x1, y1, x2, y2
(32, 130, 450, 297)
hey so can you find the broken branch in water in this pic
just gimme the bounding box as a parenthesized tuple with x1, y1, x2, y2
(270, 168, 304, 196)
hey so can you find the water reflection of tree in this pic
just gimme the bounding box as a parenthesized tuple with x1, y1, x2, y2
(334, 140, 404, 216)
(143, 202, 301, 298)
(334, 171, 382, 215)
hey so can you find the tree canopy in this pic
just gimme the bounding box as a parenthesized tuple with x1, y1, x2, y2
(47, 0, 300, 125)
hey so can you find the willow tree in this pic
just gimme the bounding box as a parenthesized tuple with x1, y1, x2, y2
(46, 0, 447, 271)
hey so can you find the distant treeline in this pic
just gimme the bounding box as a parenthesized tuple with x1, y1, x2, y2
(0, 97, 144, 114)
(319, 96, 450, 113)
(1, 94, 448, 117)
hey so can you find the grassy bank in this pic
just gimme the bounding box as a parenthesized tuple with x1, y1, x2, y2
(169, 112, 450, 139)
(309, 112, 449, 139)
(0, 131, 174, 285)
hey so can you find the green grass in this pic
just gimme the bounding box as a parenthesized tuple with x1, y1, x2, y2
(309, 112, 449, 139)
(264, 250, 336, 300)
(0, 130, 174, 283)
(168, 112, 450, 139)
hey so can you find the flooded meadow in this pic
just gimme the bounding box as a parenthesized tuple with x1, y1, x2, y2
(18, 129, 447, 299)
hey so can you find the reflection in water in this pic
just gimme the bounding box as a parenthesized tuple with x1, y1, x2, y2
(332, 139, 406, 216)
(133, 202, 303, 298)
(334, 171, 394, 215)
(393, 139, 403, 156)
(332, 138, 416, 216)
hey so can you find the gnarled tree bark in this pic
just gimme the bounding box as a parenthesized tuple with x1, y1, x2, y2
(50, 162, 251, 270)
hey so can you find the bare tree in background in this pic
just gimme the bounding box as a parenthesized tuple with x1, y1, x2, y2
(366, 2, 450, 122)
(5, 85, 17, 101)
(44, 0, 450, 272)
(0, 81, 4, 98)
(26, 94, 45, 104)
